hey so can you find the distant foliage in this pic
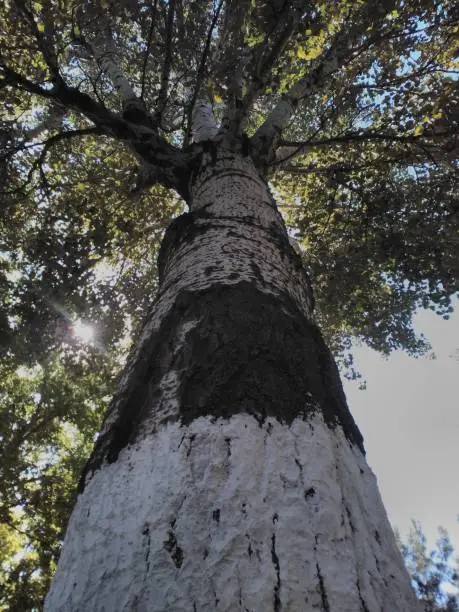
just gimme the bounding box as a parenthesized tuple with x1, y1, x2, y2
(398, 522, 459, 612)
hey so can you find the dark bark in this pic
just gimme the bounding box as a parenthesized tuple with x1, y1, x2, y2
(79, 169, 364, 490)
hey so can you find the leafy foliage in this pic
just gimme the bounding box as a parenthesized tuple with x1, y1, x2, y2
(0, 0, 457, 607)
(398, 522, 459, 612)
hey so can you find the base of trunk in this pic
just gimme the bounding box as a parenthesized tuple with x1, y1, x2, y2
(45, 414, 418, 611)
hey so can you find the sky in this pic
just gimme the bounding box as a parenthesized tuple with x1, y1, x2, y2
(343, 297, 459, 554)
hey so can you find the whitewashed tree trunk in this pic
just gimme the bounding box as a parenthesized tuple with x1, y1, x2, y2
(45, 147, 419, 611)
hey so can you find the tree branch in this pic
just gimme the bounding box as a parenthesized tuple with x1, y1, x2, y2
(1, 63, 189, 195)
(1, 127, 103, 163)
(279, 162, 368, 176)
(0, 63, 57, 98)
(191, 101, 218, 142)
(251, 0, 398, 162)
(184, 0, 224, 146)
(244, 2, 303, 110)
(274, 128, 458, 166)
(71, 8, 157, 130)
(155, 0, 175, 123)
(141, 0, 158, 101)
(14, 0, 61, 83)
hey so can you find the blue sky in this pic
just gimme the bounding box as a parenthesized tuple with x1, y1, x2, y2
(344, 297, 459, 553)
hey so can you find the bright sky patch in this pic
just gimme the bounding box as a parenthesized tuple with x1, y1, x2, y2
(72, 320, 95, 343)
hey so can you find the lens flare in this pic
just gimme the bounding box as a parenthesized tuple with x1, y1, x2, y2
(72, 319, 95, 343)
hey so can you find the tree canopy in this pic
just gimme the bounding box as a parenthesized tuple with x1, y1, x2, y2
(0, 0, 458, 607)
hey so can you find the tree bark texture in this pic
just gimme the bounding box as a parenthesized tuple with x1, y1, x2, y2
(45, 149, 419, 611)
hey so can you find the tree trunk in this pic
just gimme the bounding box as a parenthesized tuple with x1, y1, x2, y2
(45, 148, 419, 611)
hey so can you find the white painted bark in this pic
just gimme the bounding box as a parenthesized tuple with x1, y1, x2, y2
(45, 153, 419, 611)
(46, 414, 419, 611)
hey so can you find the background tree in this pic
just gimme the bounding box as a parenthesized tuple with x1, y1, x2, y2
(0, 0, 457, 609)
(397, 522, 459, 612)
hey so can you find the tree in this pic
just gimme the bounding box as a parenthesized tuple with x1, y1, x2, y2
(0, 0, 457, 609)
(397, 522, 459, 612)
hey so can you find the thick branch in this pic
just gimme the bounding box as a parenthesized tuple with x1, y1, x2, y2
(244, 3, 303, 111)
(251, 0, 398, 160)
(75, 29, 140, 111)
(214, 1, 251, 137)
(184, 0, 224, 145)
(191, 101, 218, 142)
(72, 10, 155, 129)
(1, 63, 189, 195)
(0, 64, 57, 98)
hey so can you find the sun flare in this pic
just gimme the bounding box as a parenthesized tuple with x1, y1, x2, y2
(72, 320, 95, 343)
